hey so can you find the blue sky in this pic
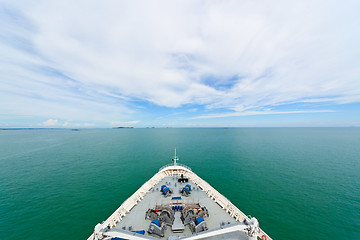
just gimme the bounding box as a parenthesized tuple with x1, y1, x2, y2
(1, 0, 359, 128)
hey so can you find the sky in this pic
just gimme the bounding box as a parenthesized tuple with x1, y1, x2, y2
(1, 0, 360, 128)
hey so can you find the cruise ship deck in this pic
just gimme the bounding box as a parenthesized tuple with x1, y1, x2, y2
(89, 154, 271, 240)
(114, 175, 239, 238)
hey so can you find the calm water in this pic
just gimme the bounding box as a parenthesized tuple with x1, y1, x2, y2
(0, 128, 359, 239)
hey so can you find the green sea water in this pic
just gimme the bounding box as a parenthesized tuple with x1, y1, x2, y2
(0, 128, 359, 239)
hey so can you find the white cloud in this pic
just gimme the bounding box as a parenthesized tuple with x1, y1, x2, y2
(194, 110, 335, 119)
(1, 0, 359, 125)
(41, 119, 97, 128)
(42, 118, 58, 126)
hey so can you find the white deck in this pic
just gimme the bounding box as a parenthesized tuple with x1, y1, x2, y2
(88, 163, 271, 240)
(113, 176, 238, 238)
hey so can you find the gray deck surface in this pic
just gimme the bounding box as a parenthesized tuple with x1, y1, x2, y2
(113, 176, 248, 239)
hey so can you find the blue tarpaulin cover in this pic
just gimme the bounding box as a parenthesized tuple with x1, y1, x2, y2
(131, 230, 145, 235)
(196, 217, 204, 225)
(182, 186, 190, 194)
(163, 187, 170, 194)
(151, 219, 160, 227)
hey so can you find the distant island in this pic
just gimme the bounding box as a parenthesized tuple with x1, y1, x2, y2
(113, 127, 134, 129)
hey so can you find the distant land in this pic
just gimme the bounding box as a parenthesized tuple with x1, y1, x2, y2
(1, 126, 360, 131)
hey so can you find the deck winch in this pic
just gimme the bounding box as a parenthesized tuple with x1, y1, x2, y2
(160, 185, 172, 197)
(181, 184, 192, 196)
(189, 216, 208, 233)
(148, 218, 165, 237)
(160, 210, 173, 225)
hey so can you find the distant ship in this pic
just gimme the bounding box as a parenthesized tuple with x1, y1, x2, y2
(88, 149, 271, 240)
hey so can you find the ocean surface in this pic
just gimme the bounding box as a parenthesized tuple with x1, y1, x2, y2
(0, 128, 359, 239)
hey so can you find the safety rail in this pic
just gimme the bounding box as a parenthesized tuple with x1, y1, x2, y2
(159, 163, 192, 172)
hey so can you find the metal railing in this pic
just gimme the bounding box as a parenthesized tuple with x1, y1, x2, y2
(158, 163, 192, 172)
